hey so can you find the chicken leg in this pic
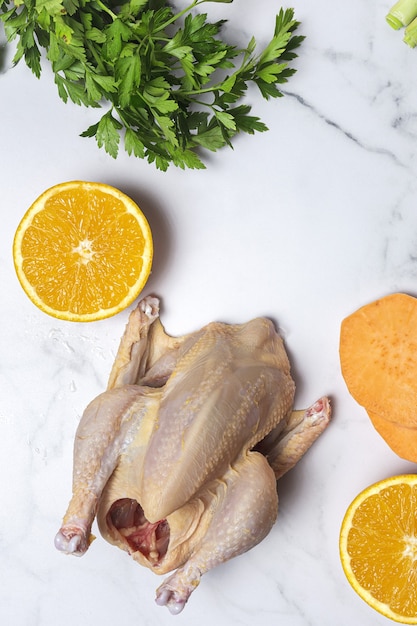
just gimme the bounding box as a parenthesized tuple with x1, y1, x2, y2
(155, 450, 278, 614)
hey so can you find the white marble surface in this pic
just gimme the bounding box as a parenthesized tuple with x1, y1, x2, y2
(2, 1, 417, 624)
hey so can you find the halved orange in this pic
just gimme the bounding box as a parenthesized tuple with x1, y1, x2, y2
(13, 181, 153, 322)
(340, 475, 417, 624)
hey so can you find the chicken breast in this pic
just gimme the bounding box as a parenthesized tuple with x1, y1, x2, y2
(55, 295, 331, 613)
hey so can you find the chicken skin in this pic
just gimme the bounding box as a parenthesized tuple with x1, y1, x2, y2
(55, 295, 330, 614)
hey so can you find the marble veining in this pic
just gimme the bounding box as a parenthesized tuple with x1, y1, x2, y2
(2, 1, 417, 624)
(283, 87, 408, 169)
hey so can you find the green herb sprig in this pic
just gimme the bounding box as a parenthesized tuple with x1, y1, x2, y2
(1, 0, 304, 170)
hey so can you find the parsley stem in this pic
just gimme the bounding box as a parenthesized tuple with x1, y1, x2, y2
(178, 71, 250, 98)
(159, 0, 202, 30)
(94, 0, 117, 21)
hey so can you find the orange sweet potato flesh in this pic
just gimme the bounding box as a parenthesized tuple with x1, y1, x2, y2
(340, 292, 417, 428)
(367, 410, 417, 463)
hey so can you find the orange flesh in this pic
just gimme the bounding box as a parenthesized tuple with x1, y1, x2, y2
(343, 480, 417, 620)
(14, 182, 153, 321)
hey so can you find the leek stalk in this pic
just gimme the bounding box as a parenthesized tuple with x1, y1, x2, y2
(404, 16, 417, 45)
(386, 0, 417, 29)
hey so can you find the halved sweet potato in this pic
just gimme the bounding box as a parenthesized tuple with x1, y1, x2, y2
(340, 292, 417, 427)
(367, 410, 417, 463)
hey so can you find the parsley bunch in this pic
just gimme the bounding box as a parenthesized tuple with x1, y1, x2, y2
(1, 0, 304, 170)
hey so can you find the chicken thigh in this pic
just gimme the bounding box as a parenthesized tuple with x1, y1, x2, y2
(55, 295, 330, 614)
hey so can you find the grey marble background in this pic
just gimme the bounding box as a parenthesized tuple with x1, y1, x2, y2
(2, 1, 417, 624)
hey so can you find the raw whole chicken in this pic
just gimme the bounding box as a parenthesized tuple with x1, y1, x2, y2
(55, 295, 330, 614)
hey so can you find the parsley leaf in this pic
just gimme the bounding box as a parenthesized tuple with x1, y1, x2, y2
(95, 110, 122, 158)
(0, 0, 304, 170)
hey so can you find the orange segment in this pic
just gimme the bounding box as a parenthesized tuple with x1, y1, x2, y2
(340, 475, 417, 624)
(13, 181, 153, 322)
